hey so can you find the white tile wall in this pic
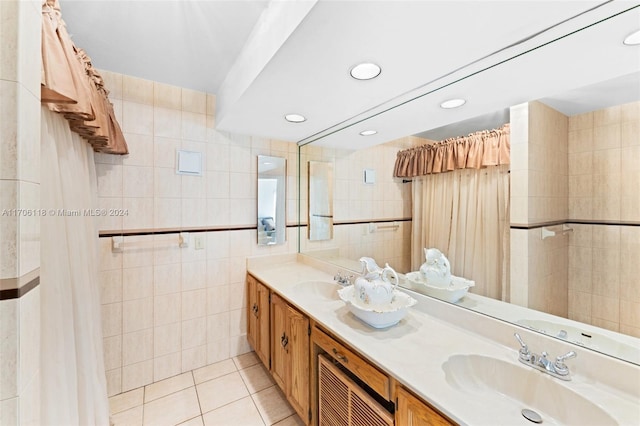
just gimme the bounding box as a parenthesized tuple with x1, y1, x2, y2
(512, 101, 640, 335)
(509, 102, 570, 318)
(96, 71, 299, 396)
(1, 1, 41, 424)
(298, 136, 416, 272)
(565, 102, 640, 335)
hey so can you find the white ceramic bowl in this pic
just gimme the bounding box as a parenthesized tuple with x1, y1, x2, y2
(337, 286, 417, 328)
(405, 272, 475, 303)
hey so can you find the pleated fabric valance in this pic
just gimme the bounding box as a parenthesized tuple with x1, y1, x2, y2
(393, 123, 510, 178)
(41, 0, 128, 155)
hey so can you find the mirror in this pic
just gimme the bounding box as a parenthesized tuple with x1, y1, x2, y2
(308, 161, 334, 241)
(257, 155, 286, 245)
(298, 5, 640, 365)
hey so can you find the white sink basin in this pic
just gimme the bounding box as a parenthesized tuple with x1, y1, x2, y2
(292, 281, 340, 301)
(442, 354, 616, 425)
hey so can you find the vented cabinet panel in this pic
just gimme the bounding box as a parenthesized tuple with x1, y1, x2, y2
(319, 355, 393, 426)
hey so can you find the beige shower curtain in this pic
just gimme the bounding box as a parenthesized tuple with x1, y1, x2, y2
(411, 165, 510, 300)
(399, 124, 511, 300)
(40, 107, 110, 425)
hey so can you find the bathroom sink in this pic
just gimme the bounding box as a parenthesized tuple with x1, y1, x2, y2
(442, 354, 616, 425)
(292, 281, 341, 301)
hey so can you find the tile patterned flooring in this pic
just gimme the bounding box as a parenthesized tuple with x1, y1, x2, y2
(109, 352, 305, 426)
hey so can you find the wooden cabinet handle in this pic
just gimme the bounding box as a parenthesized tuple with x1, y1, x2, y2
(281, 332, 289, 349)
(332, 348, 348, 363)
(252, 303, 258, 317)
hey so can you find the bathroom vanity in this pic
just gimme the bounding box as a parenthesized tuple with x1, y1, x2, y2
(246, 254, 640, 426)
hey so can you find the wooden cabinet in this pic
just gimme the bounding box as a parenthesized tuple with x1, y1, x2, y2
(310, 324, 394, 426)
(318, 354, 393, 426)
(396, 386, 453, 426)
(248, 274, 453, 426)
(246, 274, 270, 368)
(270, 292, 288, 389)
(311, 325, 391, 401)
(271, 293, 310, 422)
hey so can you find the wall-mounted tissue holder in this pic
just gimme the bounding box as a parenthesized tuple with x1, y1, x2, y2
(541, 225, 573, 240)
(111, 232, 190, 252)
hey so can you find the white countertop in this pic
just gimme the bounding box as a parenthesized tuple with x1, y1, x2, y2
(247, 254, 640, 426)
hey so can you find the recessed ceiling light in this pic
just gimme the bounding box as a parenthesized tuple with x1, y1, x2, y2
(350, 63, 381, 80)
(359, 130, 377, 136)
(623, 29, 640, 45)
(284, 113, 306, 123)
(440, 98, 466, 109)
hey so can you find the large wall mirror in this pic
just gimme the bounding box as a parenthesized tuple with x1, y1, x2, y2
(258, 155, 286, 245)
(298, 4, 640, 366)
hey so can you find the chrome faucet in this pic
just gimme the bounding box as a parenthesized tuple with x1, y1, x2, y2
(514, 333, 577, 381)
(334, 271, 354, 286)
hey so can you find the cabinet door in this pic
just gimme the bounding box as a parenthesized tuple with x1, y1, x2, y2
(396, 386, 452, 426)
(246, 275, 258, 352)
(286, 305, 310, 421)
(270, 293, 288, 391)
(256, 281, 271, 368)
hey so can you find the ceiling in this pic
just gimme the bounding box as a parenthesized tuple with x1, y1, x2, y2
(418, 70, 640, 142)
(59, 0, 269, 93)
(59, 1, 640, 148)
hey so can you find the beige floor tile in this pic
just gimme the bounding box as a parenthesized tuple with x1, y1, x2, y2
(193, 358, 237, 384)
(202, 396, 265, 426)
(272, 414, 305, 426)
(145, 372, 194, 403)
(233, 351, 260, 370)
(196, 371, 250, 414)
(143, 387, 201, 426)
(252, 386, 294, 425)
(239, 363, 275, 394)
(111, 405, 143, 426)
(109, 388, 144, 415)
(177, 416, 204, 426)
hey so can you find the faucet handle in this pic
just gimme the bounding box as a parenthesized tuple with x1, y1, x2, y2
(514, 333, 531, 361)
(554, 351, 577, 375)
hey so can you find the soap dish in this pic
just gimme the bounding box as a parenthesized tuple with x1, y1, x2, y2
(337, 286, 417, 328)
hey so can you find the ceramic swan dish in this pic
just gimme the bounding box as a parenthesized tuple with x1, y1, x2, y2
(354, 257, 399, 306)
(420, 248, 452, 287)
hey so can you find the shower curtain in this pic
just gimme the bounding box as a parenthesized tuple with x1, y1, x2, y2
(396, 124, 511, 301)
(40, 107, 110, 424)
(411, 165, 510, 300)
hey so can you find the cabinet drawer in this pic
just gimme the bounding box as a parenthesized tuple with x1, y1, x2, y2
(312, 325, 391, 401)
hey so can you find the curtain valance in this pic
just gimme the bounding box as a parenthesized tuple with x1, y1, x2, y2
(41, 0, 128, 155)
(393, 123, 510, 178)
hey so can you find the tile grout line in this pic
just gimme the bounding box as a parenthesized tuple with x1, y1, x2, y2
(141, 384, 146, 425)
(111, 356, 261, 424)
(191, 370, 204, 419)
(195, 359, 269, 420)
(247, 389, 269, 426)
